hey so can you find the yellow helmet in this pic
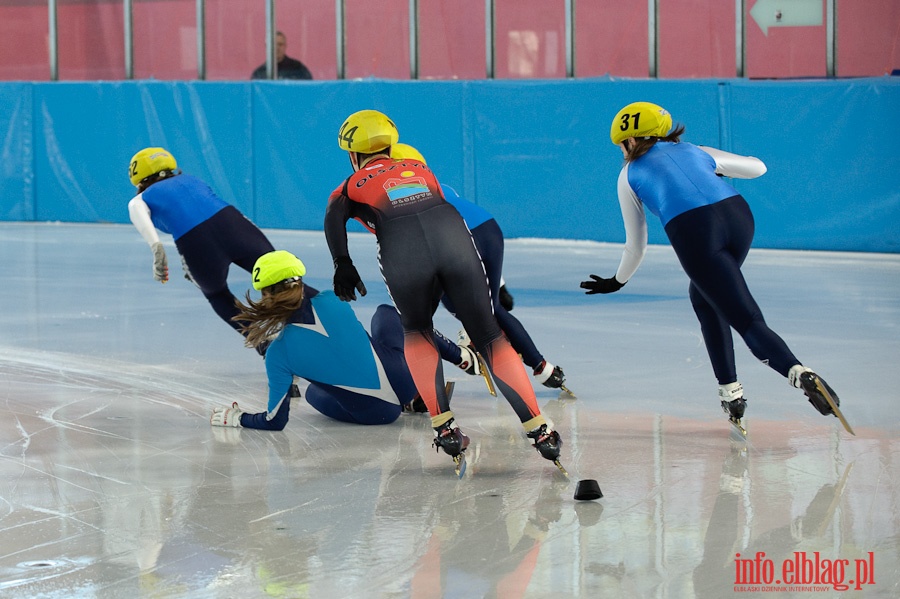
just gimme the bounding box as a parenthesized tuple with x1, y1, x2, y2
(129, 147, 177, 187)
(337, 110, 399, 153)
(390, 143, 426, 164)
(610, 102, 672, 145)
(252, 250, 307, 290)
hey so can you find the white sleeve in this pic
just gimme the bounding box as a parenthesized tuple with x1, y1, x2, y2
(698, 146, 767, 179)
(127, 195, 161, 246)
(614, 166, 648, 283)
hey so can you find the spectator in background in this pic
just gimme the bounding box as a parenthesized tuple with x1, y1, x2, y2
(251, 31, 313, 80)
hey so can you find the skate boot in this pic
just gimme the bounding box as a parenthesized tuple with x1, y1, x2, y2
(534, 360, 576, 398)
(527, 424, 563, 462)
(719, 382, 747, 436)
(433, 420, 470, 458)
(533, 360, 565, 389)
(789, 366, 838, 416)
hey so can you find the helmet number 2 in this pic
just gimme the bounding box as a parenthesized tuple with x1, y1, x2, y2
(619, 112, 641, 132)
(339, 122, 358, 149)
(253, 267, 261, 285)
(130, 160, 138, 177)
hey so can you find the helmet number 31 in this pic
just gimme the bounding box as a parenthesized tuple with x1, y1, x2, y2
(619, 112, 641, 132)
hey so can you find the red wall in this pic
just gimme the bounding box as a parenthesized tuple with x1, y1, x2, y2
(0, 0, 897, 80)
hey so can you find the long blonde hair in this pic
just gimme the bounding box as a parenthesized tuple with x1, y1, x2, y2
(233, 279, 305, 349)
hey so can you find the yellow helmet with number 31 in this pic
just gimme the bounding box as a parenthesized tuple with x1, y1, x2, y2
(129, 147, 177, 187)
(252, 250, 307, 290)
(337, 110, 399, 153)
(610, 102, 672, 145)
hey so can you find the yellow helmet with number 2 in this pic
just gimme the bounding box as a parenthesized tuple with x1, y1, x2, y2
(610, 102, 672, 145)
(252, 250, 307, 290)
(129, 147, 177, 187)
(338, 110, 399, 153)
(390, 143, 427, 164)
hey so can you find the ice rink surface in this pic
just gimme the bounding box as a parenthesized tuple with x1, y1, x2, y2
(1, 223, 898, 598)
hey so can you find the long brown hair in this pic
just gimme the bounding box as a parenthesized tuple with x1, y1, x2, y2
(625, 124, 686, 162)
(233, 280, 305, 349)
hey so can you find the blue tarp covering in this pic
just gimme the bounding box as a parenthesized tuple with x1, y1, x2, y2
(1, 78, 897, 251)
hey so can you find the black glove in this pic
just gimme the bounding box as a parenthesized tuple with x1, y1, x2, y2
(580, 274, 625, 295)
(333, 256, 367, 301)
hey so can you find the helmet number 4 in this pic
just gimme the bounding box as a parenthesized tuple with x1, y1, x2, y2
(339, 122, 358, 149)
(619, 112, 641, 132)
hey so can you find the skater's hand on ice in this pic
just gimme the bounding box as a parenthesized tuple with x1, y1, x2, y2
(333, 256, 367, 302)
(210, 402, 244, 427)
(580, 274, 625, 295)
(151, 242, 169, 283)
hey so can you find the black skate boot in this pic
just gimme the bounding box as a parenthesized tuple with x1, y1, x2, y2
(798, 371, 838, 416)
(719, 382, 747, 436)
(433, 420, 470, 458)
(533, 360, 565, 389)
(433, 419, 469, 477)
(790, 365, 854, 435)
(527, 424, 563, 461)
(721, 397, 747, 420)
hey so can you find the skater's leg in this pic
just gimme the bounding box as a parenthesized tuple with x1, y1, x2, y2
(441, 258, 544, 429)
(403, 329, 453, 422)
(479, 335, 544, 427)
(175, 224, 244, 334)
(689, 282, 738, 385)
(211, 206, 276, 272)
(369, 305, 422, 407)
(371, 304, 404, 352)
(474, 220, 556, 376)
(306, 383, 401, 425)
(667, 197, 800, 378)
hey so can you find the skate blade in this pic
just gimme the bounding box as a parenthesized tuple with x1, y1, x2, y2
(476, 353, 497, 396)
(814, 379, 855, 436)
(728, 416, 747, 437)
(444, 381, 455, 402)
(553, 460, 570, 478)
(453, 453, 467, 478)
(558, 384, 577, 400)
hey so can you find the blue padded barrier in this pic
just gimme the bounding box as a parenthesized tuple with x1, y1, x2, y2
(1, 77, 897, 252)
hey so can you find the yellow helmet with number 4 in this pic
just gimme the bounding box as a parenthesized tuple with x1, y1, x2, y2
(129, 147, 177, 187)
(610, 102, 672, 145)
(338, 110, 399, 153)
(252, 250, 307, 290)
(390, 143, 426, 164)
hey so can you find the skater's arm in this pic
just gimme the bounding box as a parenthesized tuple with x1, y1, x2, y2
(128, 196, 168, 283)
(433, 328, 462, 364)
(614, 166, 648, 283)
(210, 333, 298, 432)
(698, 146, 767, 179)
(127, 196, 161, 245)
(324, 190, 352, 260)
(239, 391, 292, 431)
